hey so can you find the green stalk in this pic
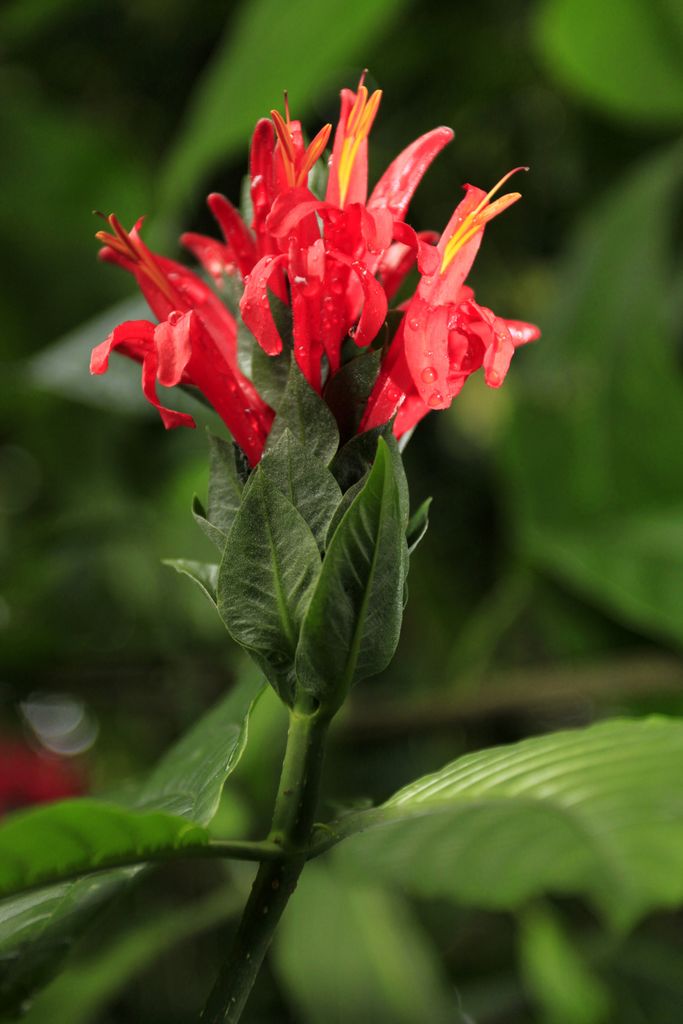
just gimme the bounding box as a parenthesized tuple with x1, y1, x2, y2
(200, 699, 330, 1023)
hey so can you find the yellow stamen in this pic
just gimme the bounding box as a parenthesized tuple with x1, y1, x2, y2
(272, 104, 332, 189)
(271, 108, 297, 188)
(337, 81, 382, 207)
(296, 122, 332, 186)
(96, 214, 175, 302)
(440, 166, 528, 274)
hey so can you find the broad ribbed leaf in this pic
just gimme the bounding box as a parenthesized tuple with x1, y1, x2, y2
(218, 469, 321, 703)
(267, 361, 339, 465)
(328, 718, 683, 929)
(260, 430, 342, 551)
(296, 439, 407, 708)
(0, 803, 207, 901)
(0, 672, 262, 1014)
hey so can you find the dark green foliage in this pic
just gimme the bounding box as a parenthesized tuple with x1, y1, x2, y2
(217, 469, 321, 704)
(296, 440, 408, 709)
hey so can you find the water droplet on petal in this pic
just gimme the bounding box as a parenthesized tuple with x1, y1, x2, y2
(408, 317, 422, 331)
(421, 366, 437, 384)
(427, 390, 444, 408)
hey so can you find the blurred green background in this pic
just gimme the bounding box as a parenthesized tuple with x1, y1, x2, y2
(1, 0, 683, 1020)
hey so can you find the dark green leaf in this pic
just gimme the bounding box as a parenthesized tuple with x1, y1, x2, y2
(206, 431, 243, 536)
(0, 802, 208, 901)
(328, 717, 683, 929)
(406, 497, 432, 555)
(191, 496, 226, 550)
(163, 559, 218, 606)
(218, 470, 321, 703)
(323, 348, 382, 441)
(296, 439, 407, 708)
(260, 430, 342, 551)
(267, 361, 339, 465)
(325, 473, 368, 548)
(330, 422, 393, 493)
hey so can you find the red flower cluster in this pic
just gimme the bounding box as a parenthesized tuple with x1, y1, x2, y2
(91, 76, 539, 463)
(0, 739, 83, 816)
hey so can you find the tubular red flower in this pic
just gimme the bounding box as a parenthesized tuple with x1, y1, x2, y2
(92, 79, 538, 459)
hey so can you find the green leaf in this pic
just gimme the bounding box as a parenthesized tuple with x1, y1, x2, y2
(163, 559, 218, 606)
(296, 438, 407, 708)
(158, 0, 410, 216)
(323, 348, 382, 442)
(503, 142, 683, 648)
(330, 422, 393, 493)
(238, 294, 293, 408)
(260, 430, 342, 551)
(325, 472, 368, 547)
(192, 496, 226, 550)
(327, 717, 683, 929)
(519, 905, 611, 1024)
(267, 361, 339, 465)
(273, 863, 462, 1024)
(0, 672, 262, 1013)
(535, 0, 683, 124)
(0, 802, 208, 901)
(206, 431, 243, 536)
(406, 496, 432, 555)
(331, 426, 409, 526)
(218, 469, 321, 703)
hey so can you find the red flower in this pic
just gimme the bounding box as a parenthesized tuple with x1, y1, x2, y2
(91, 215, 273, 465)
(90, 76, 538, 460)
(240, 78, 452, 388)
(362, 169, 540, 435)
(0, 739, 83, 816)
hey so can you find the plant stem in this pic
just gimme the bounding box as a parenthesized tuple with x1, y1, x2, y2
(200, 700, 330, 1023)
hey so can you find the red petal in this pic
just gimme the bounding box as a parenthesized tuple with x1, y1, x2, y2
(423, 186, 488, 306)
(368, 126, 453, 222)
(331, 253, 388, 348)
(181, 231, 234, 281)
(361, 322, 413, 430)
(207, 194, 257, 278)
(250, 118, 278, 242)
(90, 320, 155, 374)
(154, 312, 194, 387)
(392, 221, 439, 276)
(503, 318, 541, 347)
(266, 187, 329, 239)
(140, 346, 196, 431)
(403, 297, 451, 408)
(240, 254, 289, 355)
(326, 88, 369, 208)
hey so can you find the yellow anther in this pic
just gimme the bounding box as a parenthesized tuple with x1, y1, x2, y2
(337, 86, 382, 207)
(440, 167, 528, 274)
